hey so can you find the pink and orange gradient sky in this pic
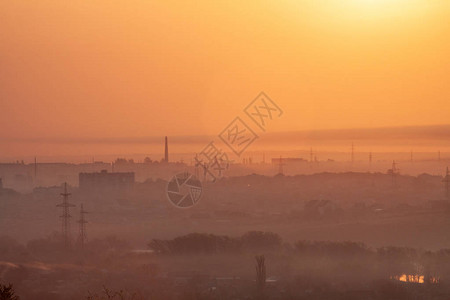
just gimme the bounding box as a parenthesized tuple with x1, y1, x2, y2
(1, 1, 450, 158)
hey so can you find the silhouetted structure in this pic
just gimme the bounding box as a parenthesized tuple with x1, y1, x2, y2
(444, 167, 450, 199)
(165, 136, 169, 163)
(271, 157, 306, 165)
(56, 182, 75, 248)
(255, 255, 266, 298)
(275, 156, 285, 175)
(387, 161, 400, 187)
(79, 170, 135, 191)
(77, 204, 88, 249)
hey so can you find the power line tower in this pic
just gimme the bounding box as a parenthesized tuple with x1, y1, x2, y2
(77, 204, 88, 249)
(388, 160, 400, 187)
(56, 182, 75, 248)
(443, 167, 450, 200)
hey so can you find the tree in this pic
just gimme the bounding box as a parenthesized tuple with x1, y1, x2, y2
(0, 283, 19, 300)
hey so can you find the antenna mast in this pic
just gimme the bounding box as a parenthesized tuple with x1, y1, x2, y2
(56, 182, 75, 248)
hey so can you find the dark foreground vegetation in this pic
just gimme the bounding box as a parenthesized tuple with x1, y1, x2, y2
(2, 231, 450, 299)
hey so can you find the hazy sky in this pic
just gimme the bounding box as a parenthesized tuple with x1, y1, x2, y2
(1, 1, 450, 158)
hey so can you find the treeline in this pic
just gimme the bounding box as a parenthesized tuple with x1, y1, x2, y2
(148, 231, 282, 254)
(0, 233, 131, 262)
(148, 231, 450, 261)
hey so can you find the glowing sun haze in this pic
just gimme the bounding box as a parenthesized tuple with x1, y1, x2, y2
(0, 1, 449, 158)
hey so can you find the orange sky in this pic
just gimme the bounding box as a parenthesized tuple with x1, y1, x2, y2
(1, 1, 450, 158)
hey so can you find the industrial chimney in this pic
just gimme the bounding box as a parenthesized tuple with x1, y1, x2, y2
(165, 136, 169, 163)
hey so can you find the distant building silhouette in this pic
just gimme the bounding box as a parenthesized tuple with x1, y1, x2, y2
(271, 157, 307, 165)
(79, 170, 135, 191)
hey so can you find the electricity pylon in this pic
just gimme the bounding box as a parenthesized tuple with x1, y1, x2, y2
(77, 204, 88, 249)
(57, 182, 75, 248)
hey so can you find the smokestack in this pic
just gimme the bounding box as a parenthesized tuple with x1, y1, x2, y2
(165, 136, 169, 163)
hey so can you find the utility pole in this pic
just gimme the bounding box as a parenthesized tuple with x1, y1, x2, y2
(77, 204, 88, 249)
(57, 182, 75, 248)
